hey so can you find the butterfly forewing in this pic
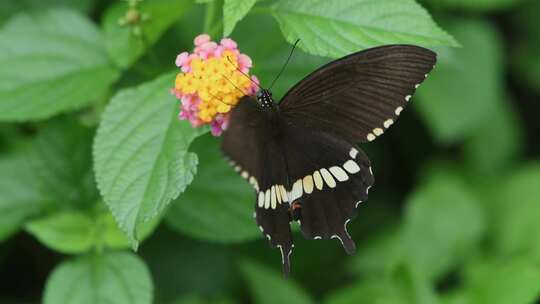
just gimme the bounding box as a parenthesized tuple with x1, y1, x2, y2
(280, 45, 437, 143)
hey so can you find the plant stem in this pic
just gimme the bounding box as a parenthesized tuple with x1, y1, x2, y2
(208, 19, 223, 38)
(203, 1, 217, 34)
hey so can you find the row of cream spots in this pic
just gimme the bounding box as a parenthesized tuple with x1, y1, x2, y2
(257, 148, 363, 210)
(229, 160, 260, 191)
(366, 74, 429, 142)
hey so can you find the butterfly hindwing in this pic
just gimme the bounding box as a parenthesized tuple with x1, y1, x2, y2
(279, 120, 374, 254)
(280, 45, 436, 143)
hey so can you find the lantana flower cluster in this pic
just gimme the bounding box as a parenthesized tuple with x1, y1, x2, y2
(171, 34, 259, 136)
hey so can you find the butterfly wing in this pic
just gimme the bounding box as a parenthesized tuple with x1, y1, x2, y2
(221, 96, 294, 275)
(222, 45, 437, 275)
(280, 45, 437, 143)
(277, 119, 374, 253)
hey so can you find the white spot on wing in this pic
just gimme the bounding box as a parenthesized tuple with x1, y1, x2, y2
(279, 185, 288, 203)
(258, 192, 264, 208)
(303, 175, 314, 194)
(415, 84, 420, 89)
(373, 128, 383, 136)
(320, 168, 336, 188)
(249, 176, 259, 191)
(314, 236, 322, 240)
(395, 106, 403, 115)
(270, 186, 277, 209)
(264, 189, 271, 209)
(312, 171, 323, 190)
(367, 133, 376, 141)
(241, 171, 248, 179)
(343, 160, 360, 174)
(329, 166, 348, 182)
(289, 179, 303, 201)
(384, 119, 394, 128)
(349, 148, 358, 159)
(405, 95, 411, 102)
(276, 185, 282, 204)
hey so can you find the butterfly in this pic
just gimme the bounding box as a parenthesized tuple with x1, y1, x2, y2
(221, 44, 436, 276)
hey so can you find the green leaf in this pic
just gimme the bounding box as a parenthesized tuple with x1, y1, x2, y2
(423, 0, 526, 12)
(391, 263, 440, 304)
(0, 152, 50, 242)
(325, 264, 439, 304)
(30, 118, 98, 207)
(170, 295, 205, 304)
(512, 44, 540, 94)
(325, 280, 407, 304)
(402, 167, 485, 281)
(240, 260, 313, 304)
(170, 295, 235, 304)
(0, 9, 120, 122)
(349, 228, 404, 276)
(140, 231, 232, 300)
(463, 257, 540, 304)
(25, 210, 95, 254)
(25, 207, 161, 254)
(463, 94, 523, 176)
(43, 252, 153, 304)
(94, 72, 205, 249)
(166, 134, 259, 242)
(99, 209, 162, 250)
(510, 1, 540, 94)
(415, 19, 503, 144)
(223, 0, 257, 36)
(102, 0, 193, 69)
(231, 13, 328, 97)
(441, 292, 472, 304)
(0, 0, 94, 24)
(270, 0, 458, 59)
(492, 163, 540, 257)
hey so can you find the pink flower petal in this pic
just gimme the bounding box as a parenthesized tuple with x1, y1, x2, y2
(220, 38, 238, 50)
(197, 41, 218, 59)
(213, 45, 225, 58)
(210, 123, 222, 136)
(194, 34, 211, 46)
(175, 52, 189, 67)
(238, 53, 252, 69)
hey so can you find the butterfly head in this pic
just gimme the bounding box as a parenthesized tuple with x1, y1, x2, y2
(256, 89, 274, 109)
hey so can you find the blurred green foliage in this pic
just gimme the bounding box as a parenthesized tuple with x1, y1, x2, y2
(0, 0, 539, 303)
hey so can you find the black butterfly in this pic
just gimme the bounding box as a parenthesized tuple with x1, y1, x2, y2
(221, 45, 436, 276)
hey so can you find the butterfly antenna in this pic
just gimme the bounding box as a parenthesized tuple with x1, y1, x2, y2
(207, 91, 232, 106)
(269, 39, 300, 90)
(220, 73, 249, 96)
(226, 56, 261, 90)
